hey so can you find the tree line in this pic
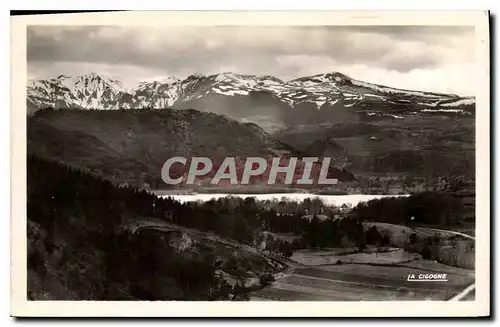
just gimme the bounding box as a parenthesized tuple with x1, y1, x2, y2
(352, 192, 466, 226)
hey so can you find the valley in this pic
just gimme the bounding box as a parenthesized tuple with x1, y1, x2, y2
(27, 156, 475, 301)
(125, 216, 475, 302)
(25, 70, 476, 302)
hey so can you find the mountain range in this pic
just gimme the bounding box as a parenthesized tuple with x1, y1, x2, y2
(26, 71, 475, 192)
(27, 72, 475, 131)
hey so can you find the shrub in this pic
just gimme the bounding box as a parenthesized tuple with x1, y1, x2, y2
(409, 233, 418, 244)
(380, 234, 391, 246)
(366, 226, 382, 245)
(259, 273, 275, 287)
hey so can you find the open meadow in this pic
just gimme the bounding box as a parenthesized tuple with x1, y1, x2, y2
(250, 248, 474, 301)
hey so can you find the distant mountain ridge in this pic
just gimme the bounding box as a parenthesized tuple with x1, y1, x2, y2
(28, 108, 356, 188)
(27, 72, 475, 128)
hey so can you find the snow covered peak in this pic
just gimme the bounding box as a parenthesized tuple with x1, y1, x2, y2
(323, 72, 352, 83)
(258, 75, 284, 84)
(28, 73, 132, 110)
(73, 73, 126, 92)
(56, 74, 71, 80)
(162, 76, 181, 84)
(289, 72, 350, 84)
(132, 79, 181, 108)
(190, 73, 205, 78)
(136, 81, 165, 92)
(184, 73, 206, 82)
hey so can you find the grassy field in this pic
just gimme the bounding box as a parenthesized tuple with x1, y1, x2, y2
(291, 248, 420, 266)
(250, 250, 474, 301)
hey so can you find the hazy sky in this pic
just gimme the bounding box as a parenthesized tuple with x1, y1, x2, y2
(27, 25, 475, 96)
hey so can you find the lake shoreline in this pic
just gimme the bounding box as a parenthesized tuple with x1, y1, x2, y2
(154, 192, 409, 207)
(151, 188, 410, 197)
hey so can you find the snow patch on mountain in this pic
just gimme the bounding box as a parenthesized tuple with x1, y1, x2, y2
(213, 88, 249, 96)
(440, 98, 475, 107)
(350, 78, 456, 99)
(421, 108, 469, 114)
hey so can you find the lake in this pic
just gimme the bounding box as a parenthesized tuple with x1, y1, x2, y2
(160, 193, 408, 207)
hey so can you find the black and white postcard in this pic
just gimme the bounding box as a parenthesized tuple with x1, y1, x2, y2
(10, 10, 490, 317)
